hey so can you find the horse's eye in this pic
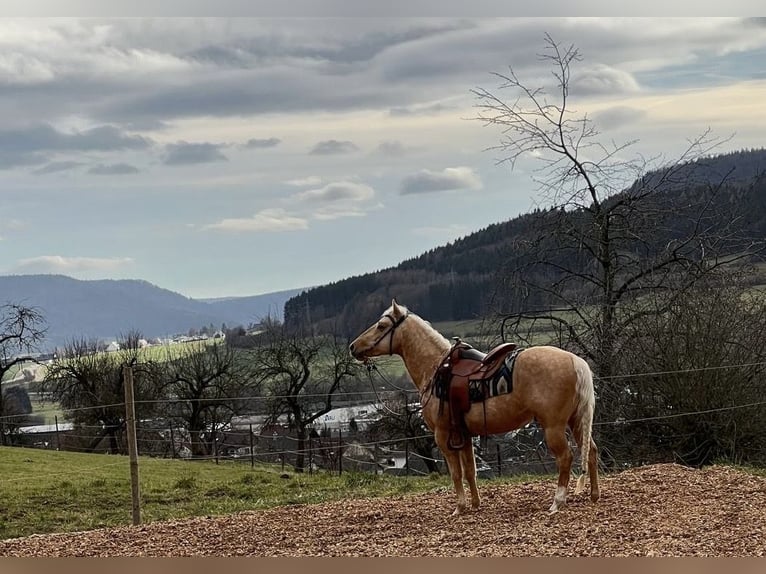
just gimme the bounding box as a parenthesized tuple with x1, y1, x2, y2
(376, 323, 386, 331)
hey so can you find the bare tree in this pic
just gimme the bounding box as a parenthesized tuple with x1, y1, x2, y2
(158, 340, 252, 457)
(366, 387, 439, 474)
(41, 336, 158, 453)
(473, 35, 764, 376)
(1, 304, 46, 444)
(251, 322, 362, 472)
(472, 36, 766, 467)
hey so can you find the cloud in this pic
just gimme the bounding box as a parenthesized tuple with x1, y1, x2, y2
(203, 208, 308, 232)
(295, 181, 374, 203)
(313, 207, 369, 221)
(243, 137, 281, 149)
(292, 180, 379, 220)
(0, 123, 152, 169)
(572, 65, 641, 96)
(163, 141, 228, 165)
(285, 176, 322, 186)
(309, 140, 359, 155)
(32, 160, 83, 175)
(13, 255, 135, 274)
(591, 105, 648, 129)
(375, 140, 410, 157)
(400, 166, 482, 195)
(389, 102, 453, 116)
(0, 124, 151, 153)
(88, 163, 140, 175)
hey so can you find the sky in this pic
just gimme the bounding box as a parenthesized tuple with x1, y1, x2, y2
(2, 15, 766, 299)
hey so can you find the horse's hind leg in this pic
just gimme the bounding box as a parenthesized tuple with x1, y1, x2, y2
(586, 437, 600, 502)
(544, 424, 573, 513)
(569, 416, 600, 503)
(459, 440, 480, 510)
(435, 429, 468, 516)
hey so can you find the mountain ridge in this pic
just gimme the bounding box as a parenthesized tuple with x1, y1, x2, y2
(0, 274, 304, 350)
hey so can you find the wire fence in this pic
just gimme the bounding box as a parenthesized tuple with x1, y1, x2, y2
(2, 359, 766, 489)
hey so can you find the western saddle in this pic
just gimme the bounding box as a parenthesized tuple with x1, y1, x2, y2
(433, 337, 520, 450)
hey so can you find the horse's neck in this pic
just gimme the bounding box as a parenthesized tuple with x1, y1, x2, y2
(397, 317, 450, 392)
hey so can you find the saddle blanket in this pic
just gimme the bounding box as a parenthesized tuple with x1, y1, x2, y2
(469, 347, 523, 401)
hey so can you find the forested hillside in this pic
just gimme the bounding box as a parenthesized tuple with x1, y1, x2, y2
(284, 148, 766, 335)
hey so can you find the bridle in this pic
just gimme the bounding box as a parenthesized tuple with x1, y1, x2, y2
(357, 311, 409, 359)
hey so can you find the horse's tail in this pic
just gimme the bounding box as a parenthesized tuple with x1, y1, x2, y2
(572, 354, 595, 494)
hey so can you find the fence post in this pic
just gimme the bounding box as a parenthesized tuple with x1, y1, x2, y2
(54, 415, 61, 451)
(308, 435, 313, 475)
(497, 443, 502, 477)
(249, 424, 255, 469)
(122, 364, 141, 526)
(338, 428, 343, 476)
(169, 423, 176, 459)
(405, 439, 410, 476)
(212, 411, 219, 465)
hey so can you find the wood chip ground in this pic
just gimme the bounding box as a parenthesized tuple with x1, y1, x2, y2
(2, 463, 765, 557)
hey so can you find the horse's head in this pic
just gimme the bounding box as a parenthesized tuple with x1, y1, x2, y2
(349, 299, 409, 362)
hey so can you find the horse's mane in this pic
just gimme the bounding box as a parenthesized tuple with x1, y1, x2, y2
(401, 307, 450, 351)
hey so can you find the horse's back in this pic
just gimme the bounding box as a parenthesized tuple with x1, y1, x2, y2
(463, 345, 585, 434)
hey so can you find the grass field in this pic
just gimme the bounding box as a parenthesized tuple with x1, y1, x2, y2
(0, 445, 464, 540)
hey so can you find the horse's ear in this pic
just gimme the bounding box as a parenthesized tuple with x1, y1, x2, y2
(391, 299, 403, 317)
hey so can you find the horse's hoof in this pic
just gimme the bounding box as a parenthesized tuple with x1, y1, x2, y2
(451, 507, 465, 516)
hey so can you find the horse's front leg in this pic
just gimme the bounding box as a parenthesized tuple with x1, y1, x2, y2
(434, 429, 467, 516)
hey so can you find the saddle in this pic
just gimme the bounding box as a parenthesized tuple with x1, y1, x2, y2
(433, 338, 520, 450)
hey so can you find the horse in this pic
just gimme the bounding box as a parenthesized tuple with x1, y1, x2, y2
(349, 300, 599, 515)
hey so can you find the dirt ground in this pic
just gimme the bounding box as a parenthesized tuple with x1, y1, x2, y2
(2, 463, 765, 557)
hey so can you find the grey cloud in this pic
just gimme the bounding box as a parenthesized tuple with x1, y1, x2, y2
(400, 167, 482, 195)
(591, 106, 647, 129)
(2, 18, 765, 130)
(0, 123, 152, 155)
(0, 123, 151, 169)
(389, 102, 453, 116)
(184, 20, 476, 68)
(376, 140, 409, 157)
(572, 65, 640, 96)
(88, 163, 140, 175)
(296, 181, 374, 203)
(243, 137, 281, 149)
(163, 142, 229, 165)
(309, 140, 359, 155)
(32, 160, 84, 175)
(0, 151, 47, 170)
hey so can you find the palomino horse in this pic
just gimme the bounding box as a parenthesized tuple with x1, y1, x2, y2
(349, 300, 599, 515)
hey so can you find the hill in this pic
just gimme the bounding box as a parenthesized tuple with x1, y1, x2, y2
(0, 275, 304, 350)
(284, 148, 766, 335)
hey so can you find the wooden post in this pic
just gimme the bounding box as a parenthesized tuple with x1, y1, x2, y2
(169, 423, 176, 459)
(308, 435, 313, 475)
(249, 424, 255, 469)
(54, 415, 61, 451)
(122, 364, 141, 526)
(496, 443, 502, 477)
(405, 440, 410, 476)
(212, 410, 219, 465)
(338, 428, 343, 476)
